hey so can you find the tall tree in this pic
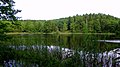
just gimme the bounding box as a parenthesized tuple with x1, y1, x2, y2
(0, 0, 21, 34)
(0, 0, 21, 20)
(62, 21, 67, 32)
(67, 17, 74, 31)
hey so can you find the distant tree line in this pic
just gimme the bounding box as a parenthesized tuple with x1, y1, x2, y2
(1, 13, 120, 34)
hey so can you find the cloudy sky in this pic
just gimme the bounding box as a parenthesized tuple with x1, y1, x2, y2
(15, 0, 120, 20)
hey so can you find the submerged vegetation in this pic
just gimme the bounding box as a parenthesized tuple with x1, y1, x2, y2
(1, 13, 120, 34)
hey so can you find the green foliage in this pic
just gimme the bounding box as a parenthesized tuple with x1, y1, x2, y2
(0, 0, 21, 20)
(0, 0, 21, 34)
(1, 13, 120, 34)
(43, 21, 57, 33)
(33, 21, 43, 32)
(62, 21, 68, 32)
(93, 19, 101, 33)
(115, 21, 120, 35)
(82, 21, 88, 33)
(0, 21, 14, 33)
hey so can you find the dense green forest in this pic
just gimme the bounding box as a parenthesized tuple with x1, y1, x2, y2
(1, 13, 120, 34)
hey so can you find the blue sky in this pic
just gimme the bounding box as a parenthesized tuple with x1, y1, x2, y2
(15, 0, 120, 20)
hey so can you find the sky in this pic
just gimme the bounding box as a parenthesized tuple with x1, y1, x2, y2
(15, 0, 120, 20)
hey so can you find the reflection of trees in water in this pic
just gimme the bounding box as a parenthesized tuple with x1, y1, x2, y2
(0, 34, 15, 66)
(0, 34, 120, 67)
(3, 45, 120, 67)
(0, 34, 12, 45)
(0, 45, 16, 65)
(7, 34, 120, 51)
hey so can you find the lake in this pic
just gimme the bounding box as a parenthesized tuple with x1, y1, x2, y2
(0, 34, 120, 67)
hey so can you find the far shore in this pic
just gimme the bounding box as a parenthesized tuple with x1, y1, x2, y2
(5, 32, 116, 35)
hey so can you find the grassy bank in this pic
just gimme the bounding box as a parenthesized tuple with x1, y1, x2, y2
(5, 32, 116, 35)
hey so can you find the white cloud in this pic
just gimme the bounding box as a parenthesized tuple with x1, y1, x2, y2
(15, 0, 120, 20)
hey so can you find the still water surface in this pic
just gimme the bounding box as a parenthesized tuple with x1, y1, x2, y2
(0, 34, 120, 67)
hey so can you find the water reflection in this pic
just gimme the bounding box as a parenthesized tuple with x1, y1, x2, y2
(0, 34, 120, 67)
(98, 40, 120, 43)
(4, 60, 39, 67)
(7, 45, 120, 67)
(9, 45, 74, 59)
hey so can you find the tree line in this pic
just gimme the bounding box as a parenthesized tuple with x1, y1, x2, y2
(1, 13, 120, 34)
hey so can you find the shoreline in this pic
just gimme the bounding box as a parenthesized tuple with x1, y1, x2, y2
(5, 32, 116, 35)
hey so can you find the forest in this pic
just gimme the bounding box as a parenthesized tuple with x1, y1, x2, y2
(1, 13, 120, 34)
